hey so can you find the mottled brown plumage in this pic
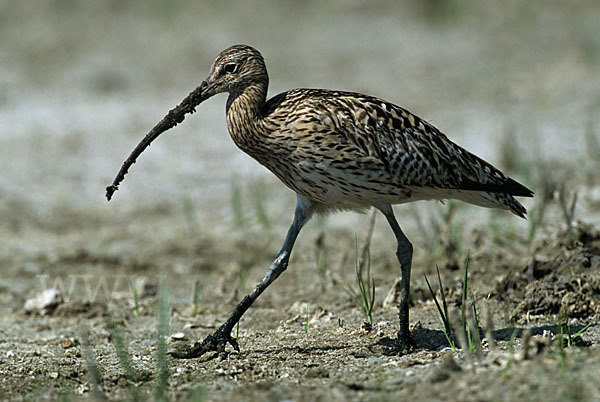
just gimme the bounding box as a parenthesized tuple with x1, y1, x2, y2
(106, 44, 533, 358)
(219, 45, 531, 213)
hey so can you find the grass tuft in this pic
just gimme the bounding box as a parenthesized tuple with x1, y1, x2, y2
(105, 315, 140, 402)
(341, 212, 377, 327)
(129, 279, 140, 317)
(426, 252, 484, 355)
(192, 278, 200, 316)
(424, 265, 454, 350)
(459, 252, 482, 354)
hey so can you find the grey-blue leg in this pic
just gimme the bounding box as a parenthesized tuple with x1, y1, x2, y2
(377, 203, 414, 350)
(173, 195, 314, 358)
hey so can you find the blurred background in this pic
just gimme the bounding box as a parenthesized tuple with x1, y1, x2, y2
(1, 0, 599, 276)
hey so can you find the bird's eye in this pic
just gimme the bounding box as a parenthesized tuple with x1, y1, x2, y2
(223, 63, 238, 74)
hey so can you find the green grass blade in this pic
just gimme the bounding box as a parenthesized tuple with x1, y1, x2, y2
(192, 278, 200, 316)
(460, 252, 470, 349)
(573, 322, 594, 338)
(460, 252, 470, 324)
(353, 234, 376, 325)
(425, 274, 447, 332)
(105, 315, 140, 402)
(128, 279, 140, 317)
(436, 265, 451, 336)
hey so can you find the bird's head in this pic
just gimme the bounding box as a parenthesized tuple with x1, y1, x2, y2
(105, 44, 267, 201)
(203, 44, 268, 97)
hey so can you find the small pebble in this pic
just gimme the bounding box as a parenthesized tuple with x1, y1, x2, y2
(170, 332, 187, 341)
(24, 288, 63, 315)
(61, 337, 75, 349)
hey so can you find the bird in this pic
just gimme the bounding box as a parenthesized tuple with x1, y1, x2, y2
(106, 44, 533, 358)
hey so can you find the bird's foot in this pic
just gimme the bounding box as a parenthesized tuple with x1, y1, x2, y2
(377, 329, 416, 355)
(169, 328, 239, 359)
(394, 329, 416, 354)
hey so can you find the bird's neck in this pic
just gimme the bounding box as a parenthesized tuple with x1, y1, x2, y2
(226, 82, 267, 148)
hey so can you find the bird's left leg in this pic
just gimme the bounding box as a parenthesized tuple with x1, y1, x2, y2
(377, 203, 415, 352)
(171, 195, 314, 359)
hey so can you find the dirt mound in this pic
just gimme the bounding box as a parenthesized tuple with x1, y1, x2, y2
(495, 221, 600, 322)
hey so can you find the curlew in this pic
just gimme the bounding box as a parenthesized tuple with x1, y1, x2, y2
(106, 44, 533, 357)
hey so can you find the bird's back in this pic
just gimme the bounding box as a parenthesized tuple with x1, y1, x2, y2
(231, 88, 533, 216)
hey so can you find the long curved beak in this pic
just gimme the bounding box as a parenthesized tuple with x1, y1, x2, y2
(106, 79, 213, 201)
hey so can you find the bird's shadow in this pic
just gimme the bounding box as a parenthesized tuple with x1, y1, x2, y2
(378, 323, 596, 352)
(234, 324, 595, 360)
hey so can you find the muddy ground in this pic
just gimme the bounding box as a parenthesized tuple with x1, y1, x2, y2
(1, 1, 600, 401)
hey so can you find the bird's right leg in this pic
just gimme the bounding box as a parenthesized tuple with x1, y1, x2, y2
(171, 195, 314, 359)
(377, 203, 415, 352)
